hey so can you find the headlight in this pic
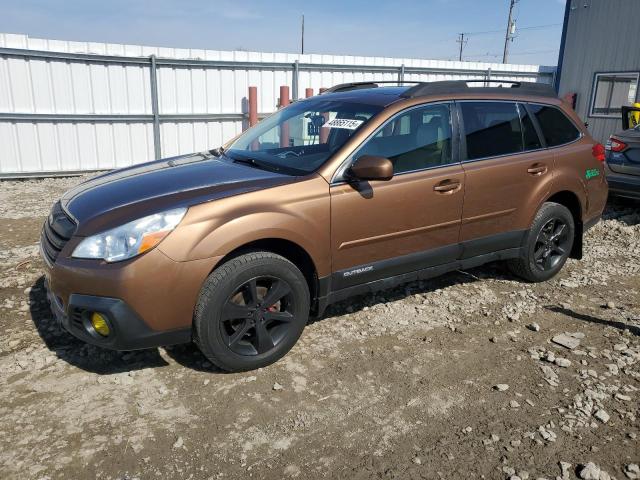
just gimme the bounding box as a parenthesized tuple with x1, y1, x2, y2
(72, 208, 187, 262)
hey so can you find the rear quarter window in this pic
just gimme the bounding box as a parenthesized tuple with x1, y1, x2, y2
(528, 104, 581, 147)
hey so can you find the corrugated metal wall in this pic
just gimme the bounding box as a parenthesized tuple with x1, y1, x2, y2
(558, 0, 640, 143)
(0, 33, 555, 177)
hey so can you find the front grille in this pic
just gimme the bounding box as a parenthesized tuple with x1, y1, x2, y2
(69, 307, 85, 330)
(41, 201, 76, 265)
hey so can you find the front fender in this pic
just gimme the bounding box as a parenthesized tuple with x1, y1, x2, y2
(158, 176, 331, 276)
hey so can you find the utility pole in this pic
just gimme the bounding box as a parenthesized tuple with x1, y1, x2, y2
(502, 0, 518, 63)
(456, 33, 467, 61)
(301, 14, 305, 54)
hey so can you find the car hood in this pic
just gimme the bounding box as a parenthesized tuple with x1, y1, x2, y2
(61, 152, 297, 236)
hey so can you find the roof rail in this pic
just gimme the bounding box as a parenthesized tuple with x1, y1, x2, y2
(321, 80, 420, 94)
(401, 80, 556, 98)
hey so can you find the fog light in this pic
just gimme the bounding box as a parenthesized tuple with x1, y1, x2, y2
(90, 312, 110, 337)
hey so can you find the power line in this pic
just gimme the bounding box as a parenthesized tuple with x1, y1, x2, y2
(462, 23, 562, 36)
(464, 49, 559, 59)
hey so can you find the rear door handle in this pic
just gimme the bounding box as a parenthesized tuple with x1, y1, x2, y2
(527, 164, 548, 175)
(433, 180, 461, 194)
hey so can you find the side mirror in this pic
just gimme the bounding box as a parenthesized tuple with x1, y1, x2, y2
(347, 155, 393, 181)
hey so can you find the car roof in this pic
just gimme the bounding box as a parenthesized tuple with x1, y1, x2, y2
(316, 81, 558, 107)
(312, 86, 410, 107)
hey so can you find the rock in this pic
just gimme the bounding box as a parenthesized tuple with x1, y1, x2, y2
(272, 382, 284, 391)
(552, 333, 581, 350)
(624, 464, 640, 479)
(527, 323, 540, 332)
(613, 343, 628, 352)
(509, 476, 522, 480)
(510, 400, 520, 408)
(411, 456, 422, 465)
(172, 436, 184, 449)
(578, 463, 601, 480)
(605, 301, 616, 309)
(615, 393, 631, 402)
(503, 466, 516, 476)
(540, 365, 559, 386)
(555, 357, 572, 368)
(494, 384, 509, 392)
(560, 461, 572, 480)
(594, 409, 610, 423)
(578, 462, 612, 480)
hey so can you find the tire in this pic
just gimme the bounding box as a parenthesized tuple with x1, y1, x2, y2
(194, 251, 310, 372)
(507, 202, 575, 283)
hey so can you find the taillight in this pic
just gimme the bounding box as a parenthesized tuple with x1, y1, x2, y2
(605, 136, 628, 152)
(592, 143, 605, 162)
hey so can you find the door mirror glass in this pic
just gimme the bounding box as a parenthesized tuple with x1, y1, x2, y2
(347, 155, 393, 181)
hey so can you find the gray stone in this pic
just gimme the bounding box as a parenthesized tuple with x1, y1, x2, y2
(552, 333, 581, 350)
(494, 384, 509, 392)
(172, 436, 184, 449)
(555, 357, 572, 368)
(578, 463, 601, 480)
(594, 409, 610, 423)
(624, 464, 640, 480)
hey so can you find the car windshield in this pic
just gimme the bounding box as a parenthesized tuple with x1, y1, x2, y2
(225, 98, 383, 175)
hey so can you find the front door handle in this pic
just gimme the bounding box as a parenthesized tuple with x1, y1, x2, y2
(433, 180, 461, 194)
(527, 164, 548, 175)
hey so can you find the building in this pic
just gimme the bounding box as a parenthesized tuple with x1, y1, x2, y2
(556, 0, 640, 142)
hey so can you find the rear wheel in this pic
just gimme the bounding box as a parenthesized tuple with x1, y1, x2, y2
(194, 252, 310, 372)
(508, 202, 575, 282)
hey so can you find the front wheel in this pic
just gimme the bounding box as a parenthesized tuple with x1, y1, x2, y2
(194, 251, 310, 372)
(508, 202, 575, 282)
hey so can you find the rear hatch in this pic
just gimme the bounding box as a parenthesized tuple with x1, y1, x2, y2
(606, 126, 640, 176)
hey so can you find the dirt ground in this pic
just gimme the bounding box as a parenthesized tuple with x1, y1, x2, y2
(0, 177, 638, 480)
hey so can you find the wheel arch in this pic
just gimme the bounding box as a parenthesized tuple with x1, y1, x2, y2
(544, 190, 584, 259)
(211, 237, 321, 308)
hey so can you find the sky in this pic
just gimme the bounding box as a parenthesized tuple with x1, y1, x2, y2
(0, 0, 567, 65)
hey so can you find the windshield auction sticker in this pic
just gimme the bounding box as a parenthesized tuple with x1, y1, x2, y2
(322, 118, 364, 130)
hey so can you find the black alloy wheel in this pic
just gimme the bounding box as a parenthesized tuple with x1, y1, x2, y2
(221, 276, 295, 356)
(507, 202, 575, 283)
(533, 218, 572, 272)
(194, 251, 310, 372)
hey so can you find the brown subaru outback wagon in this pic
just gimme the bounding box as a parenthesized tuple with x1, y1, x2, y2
(41, 80, 608, 371)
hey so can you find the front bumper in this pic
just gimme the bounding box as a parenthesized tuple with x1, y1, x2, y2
(45, 278, 191, 350)
(40, 229, 221, 350)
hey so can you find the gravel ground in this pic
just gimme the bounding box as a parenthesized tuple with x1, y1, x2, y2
(0, 177, 638, 480)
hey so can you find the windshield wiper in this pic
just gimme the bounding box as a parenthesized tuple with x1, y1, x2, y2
(231, 156, 280, 173)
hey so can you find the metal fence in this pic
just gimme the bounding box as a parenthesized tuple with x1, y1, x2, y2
(0, 33, 556, 177)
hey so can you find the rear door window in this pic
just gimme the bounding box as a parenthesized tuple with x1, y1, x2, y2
(518, 103, 543, 151)
(460, 101, 523, 160)
(528, 104, 580, 147)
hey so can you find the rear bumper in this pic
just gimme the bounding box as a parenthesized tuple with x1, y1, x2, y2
(606, 173, 640, 199)
(45, 278, 191, 350)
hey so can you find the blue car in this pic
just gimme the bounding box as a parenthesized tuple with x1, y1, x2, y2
(605, 122, 640, 200)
